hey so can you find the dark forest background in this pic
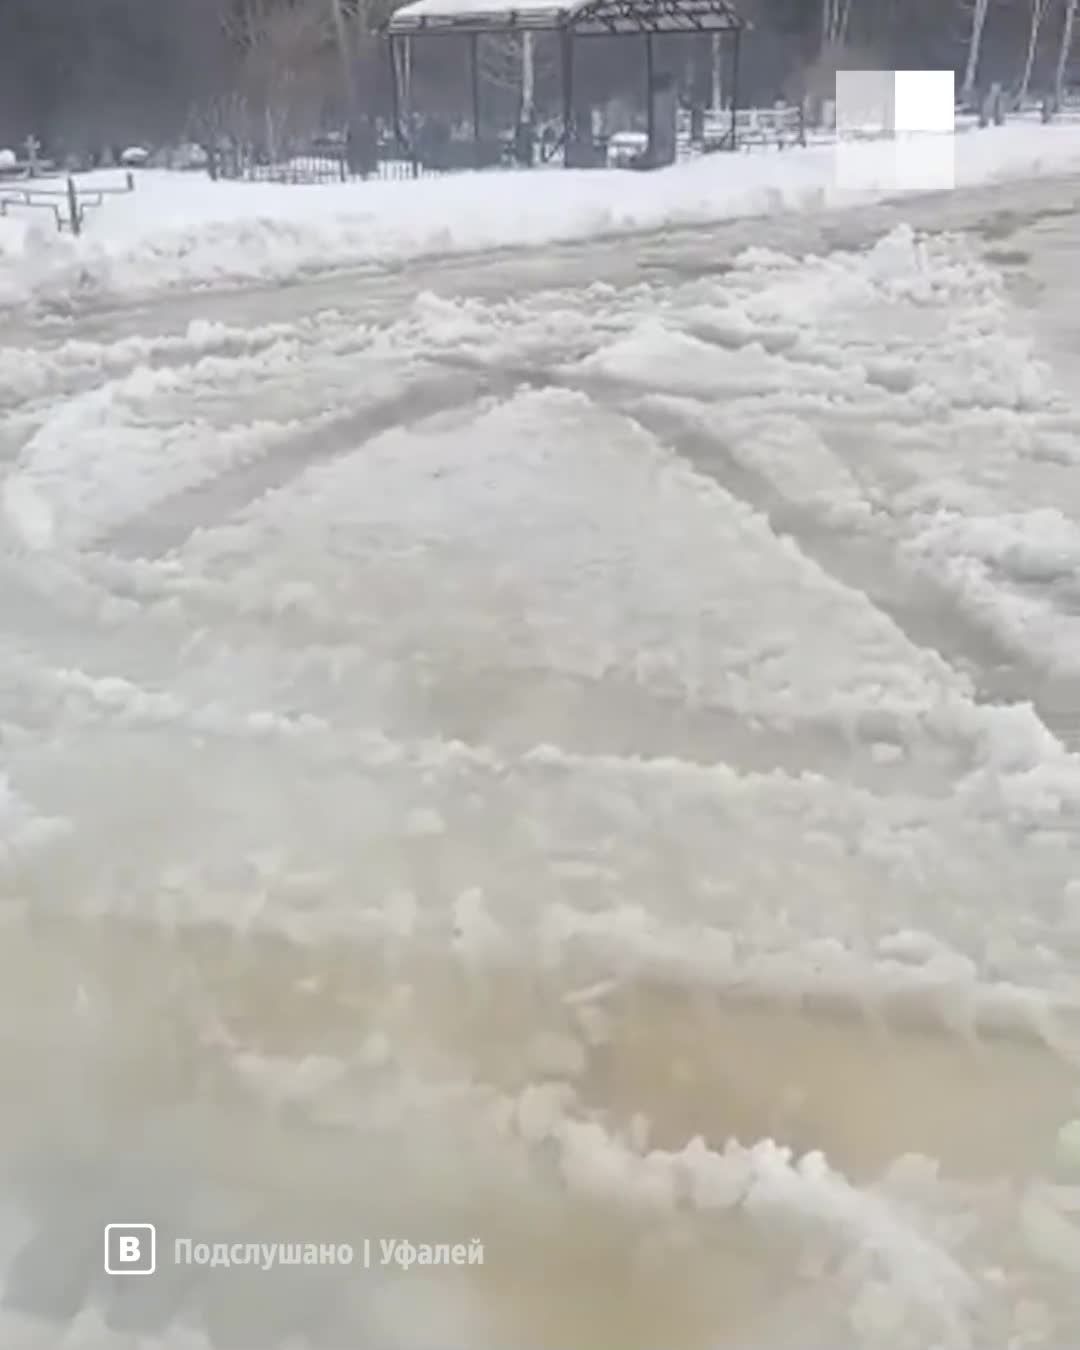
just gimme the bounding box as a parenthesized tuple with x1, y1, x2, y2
(0, 0, 1076, 157)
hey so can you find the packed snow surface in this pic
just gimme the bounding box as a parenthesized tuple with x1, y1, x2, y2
(2, 162, 1080, 1349)
(2, 122, 1080, 312)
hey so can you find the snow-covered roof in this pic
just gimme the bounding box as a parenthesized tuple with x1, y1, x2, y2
(388, 0, 577, 31)
(386, 0, 746, 36)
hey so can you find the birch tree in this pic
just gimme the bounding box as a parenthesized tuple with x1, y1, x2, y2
(1056, 0, 1079, 105)
(1018, 0, 1052, 101)
(479, 33, 554, 124)
(821, 0, 855, 50)
(961, 0, 992, 103)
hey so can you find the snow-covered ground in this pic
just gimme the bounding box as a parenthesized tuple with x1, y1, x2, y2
(3, 122, 1080, 314)
(3, 152, 1080, 1349)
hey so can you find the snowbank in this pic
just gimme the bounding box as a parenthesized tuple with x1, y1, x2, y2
(3, 123, 1080, 312)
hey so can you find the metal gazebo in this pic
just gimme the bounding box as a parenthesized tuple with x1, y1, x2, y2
(384, 0, 748, 168)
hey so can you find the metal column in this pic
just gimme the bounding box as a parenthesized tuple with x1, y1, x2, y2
(388, 35, 402, 147)
(560, 27, 575, 166)
(645, 31, 655, 156)
(470, 33, 482, 166)
(729, 25, 741, 151)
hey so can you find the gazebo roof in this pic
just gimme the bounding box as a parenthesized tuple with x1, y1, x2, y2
(386, 0, 747, 37)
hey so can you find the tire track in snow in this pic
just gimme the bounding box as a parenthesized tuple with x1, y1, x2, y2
(1, 255, 1070, 797)
(0, 371, 495, 745)
(22, 354, 966, 791)
(106, 367, 490, 561)
(56, 279, 1079, 774)
(620, 397, 1080, 753)
(95, 329, 1064, 780)
(413, 347, 1080, 756)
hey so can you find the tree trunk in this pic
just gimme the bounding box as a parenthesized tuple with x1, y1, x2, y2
(521, 31, 535, 123)
(328, 0, 359, 134)
(1019, 0, 1048, 103)
(264, 104, 277, 165)
(821, 0, 835, 51)
(962, 0, 992, 104)
(1056, 0, 1079, 106)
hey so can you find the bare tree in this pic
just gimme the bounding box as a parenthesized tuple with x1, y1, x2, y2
(229, 0, 335, 159)
(188, 91, 250, 156)
(821, 0, 856, 51)
(329, 0, 360, 130)
(479, 33, 556, 123)
(1056, 0, 1079, 104)
(961, 0, 992, 103)
(1018, 0, 1052, 102)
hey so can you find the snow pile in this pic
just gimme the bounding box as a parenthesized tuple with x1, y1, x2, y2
(2, 123, 1080, 311)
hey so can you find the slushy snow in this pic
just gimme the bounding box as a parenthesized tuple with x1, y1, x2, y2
(3, 141, 1080, 1350)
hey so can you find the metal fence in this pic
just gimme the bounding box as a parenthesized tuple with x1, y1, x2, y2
(218, 148, 446, 184)
(0, 172, 135, 235)
(11, 88, 1077, 210)
(1015, 94, 1080, 123)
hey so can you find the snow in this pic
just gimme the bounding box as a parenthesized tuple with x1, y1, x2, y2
(4, 164, 1080, 1347)
(390, 0, 583, 21)
(1056, 1121, 1080, 1177)
(2, 122, 1080, 313)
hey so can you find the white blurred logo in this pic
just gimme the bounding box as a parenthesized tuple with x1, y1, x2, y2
(834, 71, 957, 192)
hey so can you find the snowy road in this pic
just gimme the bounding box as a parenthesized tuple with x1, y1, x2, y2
(3, 175, 1080, 1348)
